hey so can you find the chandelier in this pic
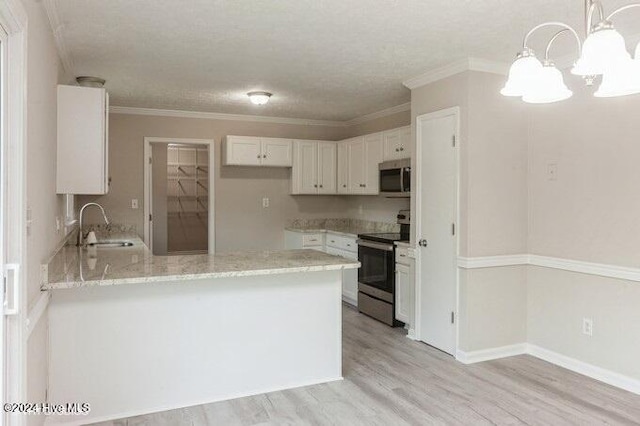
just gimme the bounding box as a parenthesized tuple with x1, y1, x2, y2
(501, 0, 640, 103)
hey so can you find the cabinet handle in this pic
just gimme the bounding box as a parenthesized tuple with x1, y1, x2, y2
(263, 154, 267, 158)
(257, 155, 261, 159)
(399, 147, 404, 151)
(319, 184, 323, 188)
(343, 184, 347, 188)
(395, 148, 399, 152)
(314, 184, 318, 188)
(400, 254, 406, 257)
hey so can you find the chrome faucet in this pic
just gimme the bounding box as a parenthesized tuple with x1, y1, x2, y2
(77, 203, 110, 246)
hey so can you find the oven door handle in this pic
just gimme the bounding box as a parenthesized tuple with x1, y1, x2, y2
(356, 239, 395, 252)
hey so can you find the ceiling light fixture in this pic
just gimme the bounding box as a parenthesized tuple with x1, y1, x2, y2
(502, 0, 640, 103)
(247, 91, 272, 105)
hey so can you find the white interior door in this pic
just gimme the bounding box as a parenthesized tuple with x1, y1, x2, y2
(416, 108, 459, 355)
(0, 24, 7, 414)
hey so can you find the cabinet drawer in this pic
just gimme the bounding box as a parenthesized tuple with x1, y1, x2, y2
(302, 234, 324, 247)
(326, 234, 357, 253)
(396, 246, 410, 265)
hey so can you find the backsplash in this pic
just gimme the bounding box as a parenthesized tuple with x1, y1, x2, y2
(286, 218, 399, 233)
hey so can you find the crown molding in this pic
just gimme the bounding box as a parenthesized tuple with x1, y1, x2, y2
(42, 0, 75, 74)
(345, 102, 411, 126)
(403, 57, 510, 90)
(110, 106, 348, 127)
(111, 103, 414, 128)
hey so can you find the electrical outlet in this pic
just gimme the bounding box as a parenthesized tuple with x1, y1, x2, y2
(547, 163, 558, 181)
(56, 216, 62, 233)
(131, 199, 139, 209)
(582, 318, 593, 337)
(262, 198, 269, 208)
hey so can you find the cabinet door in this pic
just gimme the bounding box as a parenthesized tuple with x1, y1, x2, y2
(347, 137, 366, 194)
(224, 136, 261, 166)
(317, 142, 337, 194)
(293, 140, 318, 194)
(395, 264, 410, 323)
(56, 85, 108, 194)
(325, 247, 358, 306)
(261, 138, 292, 167)
(363, 132, 383, 194)
(399, 126, 412, 158)
(383, 128, 402, 161)
(337, 143, 349, 194)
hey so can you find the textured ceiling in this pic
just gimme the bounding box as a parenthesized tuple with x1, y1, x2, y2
(50, 0, 638, 121)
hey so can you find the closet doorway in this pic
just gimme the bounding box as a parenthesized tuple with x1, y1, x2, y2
(144, 138, 215, 255)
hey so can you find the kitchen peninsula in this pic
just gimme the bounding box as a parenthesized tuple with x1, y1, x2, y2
(42, 231, 359, 425)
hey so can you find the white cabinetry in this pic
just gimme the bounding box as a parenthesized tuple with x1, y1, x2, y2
(383, 126, 411, 161)
(326, 233, 358, 306)
(224, 136, 292, 167)
(343, 132, 383, 195)
(395, 244, 414, 325)
(284, 231, 324, 251)
(56, 85, 109, 195)
(291, 141, 337, 194)
(337, 143, 349, 194)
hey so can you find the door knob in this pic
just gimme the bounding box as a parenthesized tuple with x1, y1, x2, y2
(418, 239, 428, 247)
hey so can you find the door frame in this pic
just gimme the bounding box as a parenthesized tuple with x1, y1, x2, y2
(143, 137, 215, 254)
(414, 106, 460, 354)
(0, 0, 27, 423)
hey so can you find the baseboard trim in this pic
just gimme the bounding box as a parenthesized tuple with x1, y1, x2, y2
(457, 343, 640, 395)
(44, 376, 343, 425)
(527, 344, 640, 396)
(456, 343, 527, 364)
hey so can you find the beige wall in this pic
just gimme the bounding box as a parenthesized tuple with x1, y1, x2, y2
(79, 114, 350, 251)
(22, 0, 71, 424)
(526, 83, 640, 380)
(411, 71, 529, 352)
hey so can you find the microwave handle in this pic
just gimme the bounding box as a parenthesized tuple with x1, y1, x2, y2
(400, 168, 404, 193)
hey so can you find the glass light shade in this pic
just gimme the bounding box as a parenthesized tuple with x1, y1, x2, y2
(247, 91, 272, 105)
(501, 54, 544, 97)
(636, 40, 640, 59)
(522, 65, 573, 104)
(571, 27, 631, 76)
(594, 59, 640, 97)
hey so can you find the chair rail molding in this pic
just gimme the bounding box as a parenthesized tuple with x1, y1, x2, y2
(458, 254, 640, 282)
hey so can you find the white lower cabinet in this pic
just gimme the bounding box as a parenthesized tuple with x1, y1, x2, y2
(395, 245, 414, 325)
(325, 246, 358, 306)
(395, 264, 411, 324)
(285, 230, 359, 306)
(284, 230, 324, 251)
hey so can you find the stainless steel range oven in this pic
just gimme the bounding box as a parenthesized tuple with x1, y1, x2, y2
(356, 210, 410, 326)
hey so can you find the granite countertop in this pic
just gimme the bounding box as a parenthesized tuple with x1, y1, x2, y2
(284, 226, 372, 238)
(43, 232, 360, 290)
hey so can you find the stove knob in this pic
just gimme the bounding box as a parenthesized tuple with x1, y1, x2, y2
(418, 239, 428, 247)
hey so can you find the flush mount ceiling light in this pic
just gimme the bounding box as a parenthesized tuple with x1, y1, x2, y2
(502, 0, 640, 104)
(247, 91, 272, 105)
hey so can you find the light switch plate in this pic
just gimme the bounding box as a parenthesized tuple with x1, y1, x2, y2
(262, 198, 270, 208)
(131, 199, 139, 209)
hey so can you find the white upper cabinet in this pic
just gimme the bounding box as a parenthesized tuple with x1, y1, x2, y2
(262, 138, 293, 166)
(383, 126, 411, 161)
(342, 133, 382, 195)
(337, 142, 349, 194)
(317, 142, 337, 194)
(294, 140, 319, 194)
(363, 132, 383, 194)
(347, 137, 366, 194)
(291, 140, 337, 195)
(56, 85, 109, 195)
(224, 136, 292, 167)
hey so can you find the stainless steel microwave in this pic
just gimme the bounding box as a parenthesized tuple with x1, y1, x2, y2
(379, 159, 411, 198)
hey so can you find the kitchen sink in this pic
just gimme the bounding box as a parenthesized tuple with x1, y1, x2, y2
(88, 241, 134, 248)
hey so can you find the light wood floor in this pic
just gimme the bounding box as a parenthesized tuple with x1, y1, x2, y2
(93, 304, 640, 425)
